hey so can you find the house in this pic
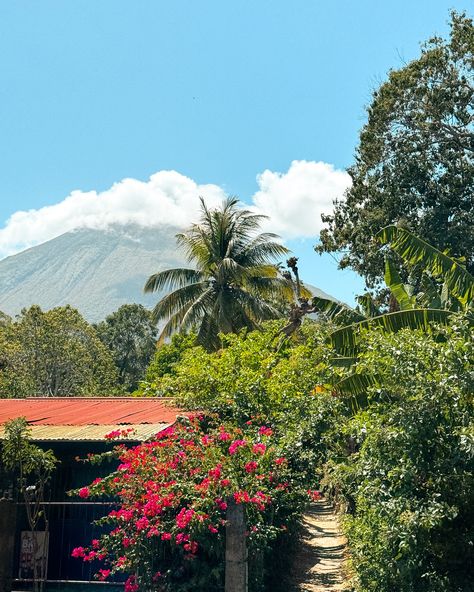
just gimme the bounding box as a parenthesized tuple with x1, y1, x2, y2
(0, 397, 185, 592)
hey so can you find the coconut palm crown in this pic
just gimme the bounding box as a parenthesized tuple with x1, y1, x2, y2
(144, 197, 291, 350)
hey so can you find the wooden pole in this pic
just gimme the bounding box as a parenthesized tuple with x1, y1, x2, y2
(225, 497, 248, 592)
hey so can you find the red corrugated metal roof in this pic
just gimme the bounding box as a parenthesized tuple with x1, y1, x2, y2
(0, 398, 185, 426)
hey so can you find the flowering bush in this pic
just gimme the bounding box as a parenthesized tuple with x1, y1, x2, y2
(71, 415, 313, 591)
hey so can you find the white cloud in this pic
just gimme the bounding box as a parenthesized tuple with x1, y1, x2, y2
(252, 160, 351, 239)
(0, 161, 350, 259)
(0, 171, 226, 258)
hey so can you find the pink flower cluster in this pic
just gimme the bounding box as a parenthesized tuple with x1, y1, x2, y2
(228, 439, 247, 455)
(71, 416, 300, 591)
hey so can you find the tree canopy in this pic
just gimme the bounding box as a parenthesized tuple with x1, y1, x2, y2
(95, 304, 157, 392)
(0, 305, 119, 397)
(317, 12, 474, 289)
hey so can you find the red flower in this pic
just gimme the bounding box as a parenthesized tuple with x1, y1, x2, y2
(183, 540, 199, 554)
(135, 516, 150, 530)
(252, 443, 266, 455)
(176, 507, 195, 529)
(258, 426, 273, 436)
(78, 487, 90, 499)
(215, 498, 228, 511)
(71, 547, 85, 558)
(98, 569, 111, 581)
(234, 490, 251, 504)
(105, 429, 121, 440)
(125, 575, 139, 592)
(245, 461, 258, 473)
(275, 457, 287, 465)
(208, 464, 222, 479)
(229, 439, 247, 455)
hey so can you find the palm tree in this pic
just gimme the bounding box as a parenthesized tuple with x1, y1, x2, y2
(144, 197, 291, 350)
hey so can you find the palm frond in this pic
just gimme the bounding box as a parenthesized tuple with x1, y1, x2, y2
(329, 356, 359, 368)
(377, 225, 474, 307)
(232, 287, 281, 323)
(151, 282, 209, 324)
(237, 239, 289, 266)
(333, 372, 377, 399)
(179, 287, 216, 331)
(144, 268, 205, 293)
(155, 288, 213, 344)
(245, 276, 294, 303)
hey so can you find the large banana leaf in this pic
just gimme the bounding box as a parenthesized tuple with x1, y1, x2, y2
(332, 373, 377, 413)
(312, 295, 366, 323)
(355, 293, 381, 317)
(418, 273, 442, 309)
(377, 226, 474, 308)
(384, 258, 416, 310)
(329, 308, 454, 356)
(333, 372, 378, 395)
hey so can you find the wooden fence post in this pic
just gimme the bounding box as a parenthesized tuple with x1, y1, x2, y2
(225, 496, 247, 592)
(0, 498, 17, 592)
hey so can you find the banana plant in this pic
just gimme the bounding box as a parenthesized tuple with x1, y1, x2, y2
(325, 226, 474, 398)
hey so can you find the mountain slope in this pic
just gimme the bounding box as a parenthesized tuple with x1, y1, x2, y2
(0, 225, 337, 322)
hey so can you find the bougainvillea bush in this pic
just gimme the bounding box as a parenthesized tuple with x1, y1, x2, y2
(71, 415, 316, 592)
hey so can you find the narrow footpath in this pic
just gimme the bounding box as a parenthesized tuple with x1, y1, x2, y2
(289, 498, 348, 591)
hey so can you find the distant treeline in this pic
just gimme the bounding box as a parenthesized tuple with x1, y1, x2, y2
(0, 303, 157, 397)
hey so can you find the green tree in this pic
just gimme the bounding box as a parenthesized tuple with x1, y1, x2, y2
(317, 12, 474, 289)
(144, 331, 196, 383)
(0, 305, 119, 397)
(144, 197, 291, 350)
(2, 418, 58, 592)
(95, 304, 157, 391)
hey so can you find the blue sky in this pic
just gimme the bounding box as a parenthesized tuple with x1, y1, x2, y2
(0, 1, 469, 303)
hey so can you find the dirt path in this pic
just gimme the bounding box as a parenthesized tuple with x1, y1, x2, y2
(289, 498, 348, 591)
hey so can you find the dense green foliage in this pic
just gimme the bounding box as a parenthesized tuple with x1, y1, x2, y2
(144, 332, 197, 383)
(141, 322, 342, 475)
(144, 197, 291, 350)
(317, 12, 474, 289)
(141, 314, 474, 592)
(0, 305, 119, 397)
(95, 304, 157, 391)
(328, 319, 474, 592)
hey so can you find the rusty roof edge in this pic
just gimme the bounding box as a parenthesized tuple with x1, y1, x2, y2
(0, 422, 173, 442)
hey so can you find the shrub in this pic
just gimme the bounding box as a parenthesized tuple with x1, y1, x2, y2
(71, 415, 316, 591)
(328, 316, 474, 591)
